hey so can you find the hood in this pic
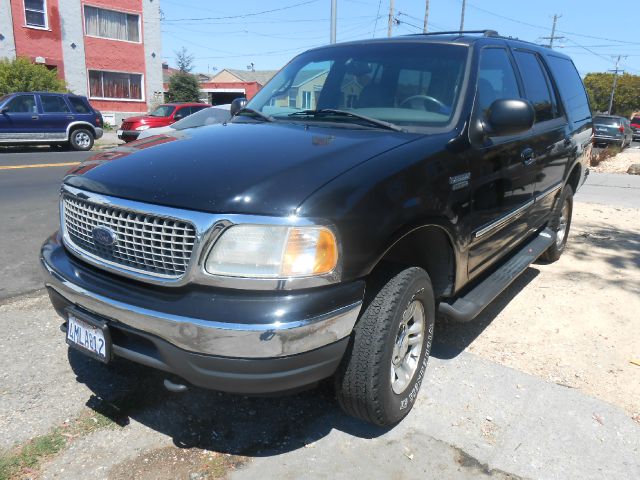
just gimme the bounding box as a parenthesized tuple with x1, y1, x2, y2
(65, 122, 418, 216)
(122, 115, 170, 126)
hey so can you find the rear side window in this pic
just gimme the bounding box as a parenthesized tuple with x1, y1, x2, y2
(546, 55, 591, 123)
(513, 51, 555, 123)
(68, 97, 91, 114)
(476, 48, 521, 117)
(41, 95, 70, 113)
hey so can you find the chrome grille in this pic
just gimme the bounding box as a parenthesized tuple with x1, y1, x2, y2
(62, 195, 197, 278)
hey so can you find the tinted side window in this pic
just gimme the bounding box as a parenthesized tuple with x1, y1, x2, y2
(513, 51, 554, 123)
(476, 48, 520, 117)
(546, 56, 591, 123)
(41, 95, 70, 113)
(4, 94, 37, 113)
(68, 97, 91, 114)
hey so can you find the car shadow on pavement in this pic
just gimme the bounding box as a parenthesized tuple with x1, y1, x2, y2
(431, 267, 540, 360)
(68, 349, 389, 457)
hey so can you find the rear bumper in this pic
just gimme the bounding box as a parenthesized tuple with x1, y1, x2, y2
(593, 135, 622, 144)
(41, 233, 364, 392)
(94, 127, 104, 140)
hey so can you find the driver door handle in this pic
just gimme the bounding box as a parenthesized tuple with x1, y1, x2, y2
(521, 147, 536, 166)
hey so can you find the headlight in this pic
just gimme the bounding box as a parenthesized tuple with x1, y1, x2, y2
(205, 225, 338, 278)
(135, 125, 150, 131)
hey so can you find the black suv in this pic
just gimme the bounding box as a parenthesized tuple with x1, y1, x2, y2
(41, 31, 592, 426)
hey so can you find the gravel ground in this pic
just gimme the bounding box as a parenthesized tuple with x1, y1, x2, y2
(592, 144, 640, 174)
(439, 202, 640, 419)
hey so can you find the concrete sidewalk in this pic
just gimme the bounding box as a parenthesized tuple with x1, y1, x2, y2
(577, 172, 640, 208)
(230, 352, 640, 480)
(95, 130, 122, 149)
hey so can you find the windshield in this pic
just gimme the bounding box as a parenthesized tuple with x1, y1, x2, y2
(245, 43, 469, 132)
(631, 117, 640, 125)
(172, 107, 230, 130)
(593, 116, 620, 126)
(149, 105, 176, 117)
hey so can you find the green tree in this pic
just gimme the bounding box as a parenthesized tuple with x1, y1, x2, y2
(175, 47, 194, 73)
(166, 72, 201, 102)
(583, 72, 640, 117)
(0, 57, 67, 95)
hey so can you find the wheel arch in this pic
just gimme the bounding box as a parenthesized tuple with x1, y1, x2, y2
(66, 121, 96, 140)
(367, 223, 457, 299)
(567, 161, 581, 194)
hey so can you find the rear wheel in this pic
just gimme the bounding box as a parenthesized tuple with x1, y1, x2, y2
(335, 267, 435, 426)
(541, 184, 574, 262)
(69, 128, 94, 151)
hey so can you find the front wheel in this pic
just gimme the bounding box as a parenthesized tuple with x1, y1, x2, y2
(70, 128, 94, 151)
(335, 267, 435, 426)
(541, 184, 574, 262)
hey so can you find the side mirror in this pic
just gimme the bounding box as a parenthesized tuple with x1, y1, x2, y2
(230, 97, 247, 117)
(0, 107, 7, 114)
(485, 99, 535, 136)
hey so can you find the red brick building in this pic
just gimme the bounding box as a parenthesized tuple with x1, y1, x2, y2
(0, 0, 163, 125)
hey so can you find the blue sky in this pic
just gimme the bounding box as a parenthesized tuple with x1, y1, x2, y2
(160, 0, 640, 76)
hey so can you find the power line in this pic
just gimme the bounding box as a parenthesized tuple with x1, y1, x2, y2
(162, 0, 320, 22)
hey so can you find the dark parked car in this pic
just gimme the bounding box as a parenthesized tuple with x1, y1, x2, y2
(593, 114, 633, 148)
(630, 116, 640, 141)
(41, 31, 592, 426)
(0, 92, 103, 150)
(117, 102, 211, 142)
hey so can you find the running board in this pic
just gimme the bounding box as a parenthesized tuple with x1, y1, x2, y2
(438, 229, 554, 322)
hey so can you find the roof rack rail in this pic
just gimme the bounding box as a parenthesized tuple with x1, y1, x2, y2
(412, 30, 499, 37)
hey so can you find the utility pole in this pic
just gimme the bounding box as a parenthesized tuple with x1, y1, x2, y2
(459, 0, 466, 31)
(423, 0, 430, 33)
(541, 14, 564, 49)
(330, 0, 337, 44)
(608, 55, 625, 114)
(387, 0, 395, 37)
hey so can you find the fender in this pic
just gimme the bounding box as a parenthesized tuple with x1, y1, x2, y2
(66, 121, 96, 139)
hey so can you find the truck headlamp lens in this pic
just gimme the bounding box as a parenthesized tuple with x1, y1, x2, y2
(204, 225, 338, 278)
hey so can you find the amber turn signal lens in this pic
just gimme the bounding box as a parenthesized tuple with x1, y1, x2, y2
(282, 227, 338, 276)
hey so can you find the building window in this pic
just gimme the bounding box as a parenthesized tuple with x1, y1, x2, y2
(89, 70, 143, 100)
(84, 6, 140, 42)
(25, 0, 47, 28)
(301, 91, 312, 109)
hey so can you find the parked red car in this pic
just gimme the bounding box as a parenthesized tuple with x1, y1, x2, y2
(631, 116, 640, 141)
(117, 103, 211, 142)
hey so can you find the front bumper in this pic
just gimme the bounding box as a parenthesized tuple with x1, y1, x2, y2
(117, 130, 140, 141)
(41, 233, 364, 392)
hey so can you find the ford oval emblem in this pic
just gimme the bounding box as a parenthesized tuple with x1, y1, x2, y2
(92, 226, 117, 247)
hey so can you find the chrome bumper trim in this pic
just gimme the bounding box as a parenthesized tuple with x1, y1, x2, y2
(41, 256, 361, 358)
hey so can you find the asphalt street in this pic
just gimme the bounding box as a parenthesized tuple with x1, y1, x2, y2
(0, 148, 94, 300)
(0, 142, 638, 300)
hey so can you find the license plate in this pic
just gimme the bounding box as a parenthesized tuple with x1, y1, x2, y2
(66, 312, 111, 363)
(117, 129, 123, 136)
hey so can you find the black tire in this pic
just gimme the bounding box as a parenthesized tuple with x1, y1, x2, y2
(541, 184, 574, 262)
(69, 128, 94, 151)
(335, 267, 435, 426)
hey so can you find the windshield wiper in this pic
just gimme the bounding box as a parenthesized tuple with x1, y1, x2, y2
(288, 109, 404, 132)
(235, 107, 274, 122)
